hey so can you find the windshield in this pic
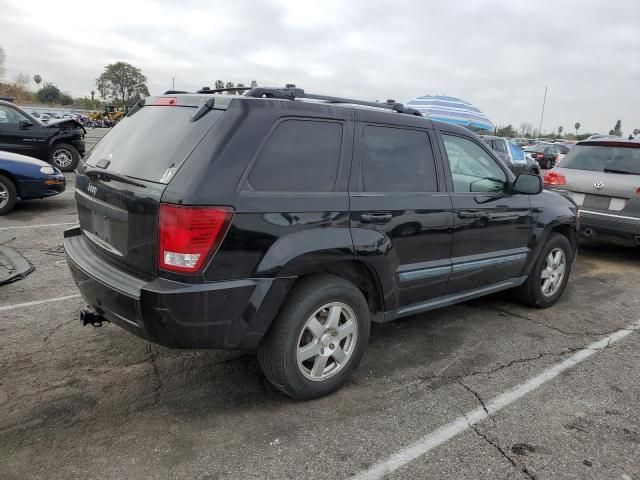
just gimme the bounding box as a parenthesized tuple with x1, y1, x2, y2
(86, 105, 222, 183)
(558, 144, 640, 174)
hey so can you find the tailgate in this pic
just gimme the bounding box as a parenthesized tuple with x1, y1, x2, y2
(75, 171, 166, 278)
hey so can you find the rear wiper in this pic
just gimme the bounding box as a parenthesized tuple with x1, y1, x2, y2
(84, 168, 146, 188)
(603, 168, 634, 175)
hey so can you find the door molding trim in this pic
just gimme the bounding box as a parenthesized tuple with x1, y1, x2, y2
(380, 276, 527, 323)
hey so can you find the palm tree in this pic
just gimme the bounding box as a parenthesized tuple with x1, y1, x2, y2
(574, 122, 581, 136)
(91, 90, 95, 100)
(558, 126, 564, 137)
(33, 74, 42, 90)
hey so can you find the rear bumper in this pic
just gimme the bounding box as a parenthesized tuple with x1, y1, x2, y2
(579, 209, 640, 246)
(64, 226, 294, 349)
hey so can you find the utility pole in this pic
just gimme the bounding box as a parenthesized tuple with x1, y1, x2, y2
(537, 85, 548, 144)
(172, 77, 175, 90)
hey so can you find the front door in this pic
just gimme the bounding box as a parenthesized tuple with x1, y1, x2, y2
(439, 132, 534, 294)
(350, 122, 453, 310)
(0, 104, 44, 157)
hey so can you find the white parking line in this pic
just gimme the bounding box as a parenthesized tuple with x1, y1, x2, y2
(0, 294, 82, 312)
(350, 319, 640, 480)
(0, 222, 77, 231)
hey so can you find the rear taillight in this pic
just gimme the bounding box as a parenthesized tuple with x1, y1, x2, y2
(535, 153, 544, 159)
(543, 171, 567, 186)
(636, 187, 640, 195)
(158, 204, 233, 273)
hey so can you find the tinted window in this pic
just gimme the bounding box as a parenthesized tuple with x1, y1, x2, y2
(361, 126, 437, 192)
(442, 134, 507, 193)
(247, 120, 342, 192)
(86, 106, 222, 183)
(559, 144, 640, 174)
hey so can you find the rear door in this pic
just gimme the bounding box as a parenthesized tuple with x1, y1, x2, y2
(438, 131, 533, 293)
(350, 119, 453, 308)
(75, 100, 224, 278)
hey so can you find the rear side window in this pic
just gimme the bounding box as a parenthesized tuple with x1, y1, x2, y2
(493, 140, 507, 154)
(246, 119, 343, 192)
(86, 106, 222, 183)
(361, 125, 437, 192)
(559, 144, 640, 174)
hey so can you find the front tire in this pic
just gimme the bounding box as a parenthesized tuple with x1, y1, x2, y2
(258, 275, 370, 400)
(0, 174, 18, 215)
(517, 233, 573, 308)
(49, 143, 80, 171)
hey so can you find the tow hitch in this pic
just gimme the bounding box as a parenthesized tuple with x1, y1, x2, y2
(80, 308, 108, 327)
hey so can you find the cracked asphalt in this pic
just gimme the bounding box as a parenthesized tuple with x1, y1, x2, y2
(1, 132, 639, 479)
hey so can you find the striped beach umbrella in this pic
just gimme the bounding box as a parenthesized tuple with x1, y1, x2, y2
(406, 95, 494, 131)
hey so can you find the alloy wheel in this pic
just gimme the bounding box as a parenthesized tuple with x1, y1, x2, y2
(541, 247, 566, 297)
(52, 149, 73, 168)
(296, 302, 358, 381)
(0, 183, 8, 208)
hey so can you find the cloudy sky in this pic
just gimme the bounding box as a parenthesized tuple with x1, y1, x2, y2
(1, 0, 638, 135)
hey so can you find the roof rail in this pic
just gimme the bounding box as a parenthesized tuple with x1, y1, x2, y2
(244, 87, 423, 116)
(196, 86, 253, 94)
(163, 90, 190, 94)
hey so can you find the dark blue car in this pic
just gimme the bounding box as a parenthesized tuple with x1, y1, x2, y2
(0, 150, 66, 215)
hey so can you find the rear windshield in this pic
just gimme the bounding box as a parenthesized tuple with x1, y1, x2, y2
(559, 144, 640, 174)
(86, 106, 222, 183)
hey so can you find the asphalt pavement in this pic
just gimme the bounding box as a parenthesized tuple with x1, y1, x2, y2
(1, 135, 639, 479)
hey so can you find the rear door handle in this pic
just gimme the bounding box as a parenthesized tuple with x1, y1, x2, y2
(360, 212, 393, 224)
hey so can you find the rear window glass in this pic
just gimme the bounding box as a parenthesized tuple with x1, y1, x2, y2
(246, 119, 343, 192)
(362, 126, 437, 192)
(559, 144, 640, 174)
(85, 106, 222, 183)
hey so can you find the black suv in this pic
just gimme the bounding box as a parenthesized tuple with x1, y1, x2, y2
(64, 87, 578, 399)
(0, 100, 86, 171)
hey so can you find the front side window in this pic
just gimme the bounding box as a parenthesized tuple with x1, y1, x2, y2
(247, 119, 343, 192)
(0, 105, 28, 124)
(442, 134, 507, 193)
(361, 125, 437, 192)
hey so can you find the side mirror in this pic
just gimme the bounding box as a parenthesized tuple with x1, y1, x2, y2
(19, 119, 33, 128)
(512, 173, 543, 195)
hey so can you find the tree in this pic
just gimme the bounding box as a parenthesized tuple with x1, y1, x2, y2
(96, 62, 149, 106)
(59, 93, 74, 105)
(13, 73, 30, 89)
(91, 89, 95, 100)
(250, 80, 258, 88)
(557, 126, 563, 137)
(0, 45, 5, 81)
(633, 128, 640, 138)
(609, 119, 622, 136)
(33, 74, 42, 90)
(574, 122, 581, 136)
(495, 124, 517, 137)
(214, 80, 225, 90)
(36, 83, 61, 103)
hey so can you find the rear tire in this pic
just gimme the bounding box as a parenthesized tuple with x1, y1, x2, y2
(258, 275, 370, 400)
(49, 143, 80, 172)
(0, 174, 18, 215)
(517, 233, 573, 308)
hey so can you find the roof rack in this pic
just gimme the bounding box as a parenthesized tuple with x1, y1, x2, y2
(244, 87, 423, 116)
(196, 86, 253, 94)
